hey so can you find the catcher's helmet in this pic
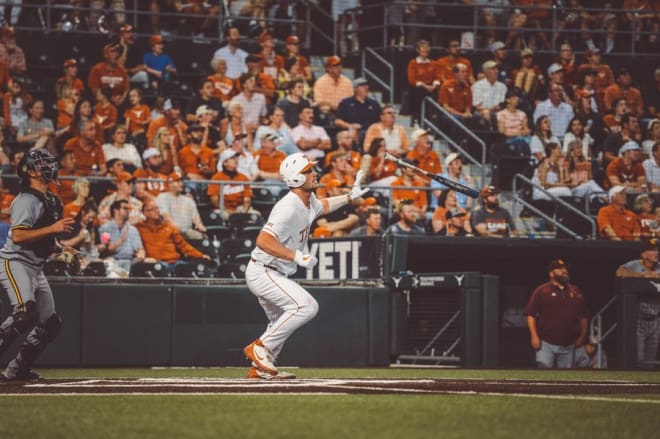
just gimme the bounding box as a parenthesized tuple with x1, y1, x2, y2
(279, 153, 317, 188)
(19, 148, 59, 184)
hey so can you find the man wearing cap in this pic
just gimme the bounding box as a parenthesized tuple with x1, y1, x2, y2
(185, 78, 225, 124)
(56, 59, 85, 101)
(98, 171, 143, 226)
(542, 63, 573, 106)
(577, 48, 614, 112)
(211, 25, 248, 80)
(255, 32, 284, 81)
(438, 62, 473, 123)
(430, 152, 472, 210)
(222, 132, 259, 181)
(230, 73, 268, 132)
(178, 124, 216, 182)
(525, 259, 588, 369)
(156, 171, 206, 240)
(291, 106, 331, 161)
(604, 68, 643, 117)
(363, 105, 409, 156)
(472, 60, 507, 124)
(88, 44, 130, 107)
(191, 104, 222, 150)
(242, 54, 277, 105)
(533, 84, 575, 142)
(317, 151, 355, 199)
(335, 77, 381, 143)
(439, 208, 472, 237)
(313, 179, 360, 237)
(391, 156, 428, 217)
(471, 185, 516, 237)
(142, 34, 176, 89)
(489, 41, 512, 86)
(604, 140, 646, 191)
(435, 39, 474, 85)
(208, 150, 254, 217)
(134, 148, 167, 200)
(597, 185, 641, 240)
(312, 55, 353, 111)
(616, 239, 660, 368)
(255, 132, 286, 195)
(405, 129, 441, 183)
(513, 48, 542, 100)
(146, 99, 188, 150)
(64, 120, 107, 176)
(283, 35, 312, 83)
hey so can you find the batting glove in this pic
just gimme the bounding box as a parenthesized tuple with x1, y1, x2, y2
(348, 170, 369, 201)
(294, 249, 318, 269)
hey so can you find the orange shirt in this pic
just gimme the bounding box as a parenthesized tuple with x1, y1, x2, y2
(406, 149, 442, 179)
(134, 168, 168, 198)
(63, 137, 106, 176)
(124, 104, 151, 135)
(0, 192, 15, 223)
(207, 74, 237, 102)
(323, 150, 362, 171)
(438, 79, 472, 113)
(604, 158, 646, 189)
(207, 171, 252, 210)
(178, 144, 217, 177)
(407, 58, 439, 87)
(368, 155, 397, 181)
(256, 53, 285, 81)
(93, 101, 118, 132)
(56, 98, 74, 129)
(56, 76, 85, 95)
(316, 172, 355, 199)
(435, 56, 474, 83)
(255, 149, 286, 174)
(597, 204, 640, 240)
(146, 116, 188, 150)
(63, 201, 82, 219)
(136, 220, 205, 264)
(603, 84, 644, 117)
(87, 62, 129, 98)
(390, 177, 428, 211)
(602, 115, 622, 132)
(48, 170, 79, 204)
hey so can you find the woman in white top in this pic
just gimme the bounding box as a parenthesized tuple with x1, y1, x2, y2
(532, 142, 572, 200)
(529, 115, 559, 166)
(562, 117, 594, 158)
(565, 140, 604, 198)
(102, 125, 143, 171)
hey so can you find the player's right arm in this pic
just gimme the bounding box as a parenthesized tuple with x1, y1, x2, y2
(12, 218, 74, 244)
(255, 231, 295, 261)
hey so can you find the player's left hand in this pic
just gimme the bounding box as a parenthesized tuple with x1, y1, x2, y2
(348, 170, 368, 201)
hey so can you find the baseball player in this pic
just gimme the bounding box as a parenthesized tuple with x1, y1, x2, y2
(0, 148, 74, 382)
(243, 152, 368, 380)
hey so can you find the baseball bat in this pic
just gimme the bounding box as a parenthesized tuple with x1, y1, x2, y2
(384, 152, 480, 199)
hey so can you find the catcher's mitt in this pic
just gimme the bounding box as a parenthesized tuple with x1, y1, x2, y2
(54, 246, 83, 275)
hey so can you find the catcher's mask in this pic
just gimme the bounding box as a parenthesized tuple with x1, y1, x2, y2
(20, 148, 59, 184)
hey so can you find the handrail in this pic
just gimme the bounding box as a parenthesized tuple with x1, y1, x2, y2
(421, 97, 486, 166)
(361, 48, 394, 103)
(512, 173, 597, 239)
(303, 0, 337, 54)
(589, 295, 618, 369)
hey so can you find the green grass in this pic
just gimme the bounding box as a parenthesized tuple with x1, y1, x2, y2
(1, 368, 660, 439)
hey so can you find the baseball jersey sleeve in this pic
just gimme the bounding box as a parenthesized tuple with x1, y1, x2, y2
(310, 194, 324, 220)
(10, 193, 42, 230)
(262, 202, 293, 241)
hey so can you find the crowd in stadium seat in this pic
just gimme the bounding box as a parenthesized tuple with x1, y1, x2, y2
(0, 2, 657, 277)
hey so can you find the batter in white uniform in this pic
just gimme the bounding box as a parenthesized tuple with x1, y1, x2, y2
(243, 152, 367, 379)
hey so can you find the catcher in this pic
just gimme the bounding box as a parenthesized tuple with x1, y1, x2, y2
(0, 148, 75, 382)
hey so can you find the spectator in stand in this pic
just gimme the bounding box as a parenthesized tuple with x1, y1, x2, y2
(622, 0, 658, 50)
(489, 41, 513, 86)
(143, 35, 176, 90)
(48, 151, 78, 205)
(472, 61, 507, 128)
(60, 200, 102, 262)
(642, 141, 660, 191)
(438, 63, 473, 127)
(282, 35, 312, 83)
(277, 79, 311, 130)
(222, 101, 249, 150)
(151, 127, 179, 175)
(577, 48, 614, 113)
(56, 59, 85, 101)
(363, 105, 409, 157)
(513, 48, 543, 101)
(212, 25, 248, 81)
(562, 117, 594, 158)
(335, 77, 381, 146)
(291, 106, 331, 161)
(497, 89, 530, 148)
(525, 259, 588, 369)
(312, 56, 353, 111)
(93, 87, 118, 142)
(156, 172, 207, 241)
(185, 78, 225, 125)
(70, 97, 95, 139)
(114, 24, 147, 83)
(387, 199, 425, 235)
(123, 88, 150, 147)
(137, 199, 211, 269)
(208, 150, 254, 217)
(541, 63, 573, 106)
(134, 147, 168, 201)
(566, 140, 604, 198)
(391, 158, 428, 219)
(178, 124, 216, 182)
(98, 171, 143, 226)
(556, 43, 578, 87)
(529, 115, 559, 165)
(574, 70, 599, 113)
(146, 99, 187, 151)
(208, 57, 238, 103)
(604, 68, 644, 117)
(88, 44, 130, 108)
(276, 55, 311, 103)
(642, 119, 660, 157)
(363, 137, 398, 185)
(430, 152, 473, 211)
(312, 179, 360, 238)
(603, 98, 628, 134)
(326, 130, 361, 173)
(633, 193, 657, 239)
(597, 185, 641, 240)
(223, 132, 259, 181)
(243, 55, 277, 106)
(64, 120, 106, 176)
(350, 207, 383, 237)
(605, 140, 647, 191)
(16, 100, 56, 153)
(102, 125, 142, 172)
(435, 39, 474, 85)
(3, 79, 30, 140)
(255, 107, 295, 154)
(407, 40, 440, 126)
(603, 114, 642, 167)
(616, 238, 660, 368)
(573, 89, 606, 151)
(0, 26, 25, 77)
(254, 132, 286, 195)
(56, 85, 77, 136)
(98, 199, 146, 273)
(318, 151, 356, 198)
(230, 74, 268, 136)
(195, 105, 223, 153)
(471, 185, 516, 237)
(405, 129, 441, 184)
(63, 177, 91, 220)
(532, 142, 573, 201)
(533, 85, 575, 142)
(255, 31, 284, 82)
(432, 189, 472, 235)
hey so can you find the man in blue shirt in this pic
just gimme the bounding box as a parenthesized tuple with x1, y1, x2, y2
(143, 35, 176, 90)
(335, 77, 381, 146)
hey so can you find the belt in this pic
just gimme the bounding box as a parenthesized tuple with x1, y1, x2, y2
(251, 258, 286, 276)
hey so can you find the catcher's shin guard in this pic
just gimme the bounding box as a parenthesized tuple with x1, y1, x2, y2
(0, 301, 38, 355)
(4, 313, 62, 378)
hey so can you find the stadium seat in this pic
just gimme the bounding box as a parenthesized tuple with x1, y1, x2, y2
(235, 225, 261, 242)
(172, 259, 216, 278)
(228, 212, 263, 231)
(207, 224, 232, 242)
(129, 262, 170, 278)
(216, 262, 246, 278)
(83, 261, 107, 277)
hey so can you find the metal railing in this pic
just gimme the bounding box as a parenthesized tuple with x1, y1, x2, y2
(589, 295, 618, 369)
(361, 47, 394, 103)
(511, 173, 597, 239)
(397, 309, 462, 365)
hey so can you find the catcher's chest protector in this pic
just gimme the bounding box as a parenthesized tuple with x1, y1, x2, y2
(24, 188, 64, 258)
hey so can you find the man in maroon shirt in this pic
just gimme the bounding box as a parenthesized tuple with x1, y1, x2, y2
(525, 259, 588, 368)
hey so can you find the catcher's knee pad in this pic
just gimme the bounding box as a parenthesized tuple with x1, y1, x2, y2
(13, 301, 39, 333)
(38, 313, 63, 343)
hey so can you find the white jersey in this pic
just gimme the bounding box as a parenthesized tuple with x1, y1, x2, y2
(251, 191, 324, 276)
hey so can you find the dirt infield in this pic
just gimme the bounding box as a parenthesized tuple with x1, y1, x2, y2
(2, 378, 660, 396)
